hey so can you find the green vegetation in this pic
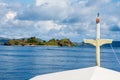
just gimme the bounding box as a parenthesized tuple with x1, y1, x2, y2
(4, 37, 75, 47)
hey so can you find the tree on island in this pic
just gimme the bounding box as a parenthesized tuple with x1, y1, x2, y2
(4, 37, 75, 47)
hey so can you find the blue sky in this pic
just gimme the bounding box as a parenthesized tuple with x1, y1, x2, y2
(0, 0, 120, 42)
(4, 0, 34, 4)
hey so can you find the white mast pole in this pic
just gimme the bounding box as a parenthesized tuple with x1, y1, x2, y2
(84, 13, 112, 67)
(96, 13, 100, 66)
(96, 13, 100, 39)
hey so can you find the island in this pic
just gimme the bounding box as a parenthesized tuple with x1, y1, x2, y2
(4, 37, 75, 47)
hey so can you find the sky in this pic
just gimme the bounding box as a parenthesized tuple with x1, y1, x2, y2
(0, 0, 120, 42)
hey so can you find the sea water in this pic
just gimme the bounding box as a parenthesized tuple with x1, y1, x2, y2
(0, 45, 120, 80)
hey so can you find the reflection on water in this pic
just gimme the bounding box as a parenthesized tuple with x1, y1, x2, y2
(0, 45, 120, 80)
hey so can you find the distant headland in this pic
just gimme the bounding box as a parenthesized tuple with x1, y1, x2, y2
(3, 37, 75, 47)
(0, 37, 120, 47)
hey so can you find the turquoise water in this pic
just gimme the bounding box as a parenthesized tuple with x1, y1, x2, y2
(0, 45, 120, 80)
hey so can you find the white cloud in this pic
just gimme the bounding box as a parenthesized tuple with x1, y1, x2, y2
(0, 2, 7, 6)
(6, 11, 17, 20)
(35, 21, 62, 31)
(0, 0, 120, 42)
(34, 0, 72, 21)
(36, 0, 70, 7)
